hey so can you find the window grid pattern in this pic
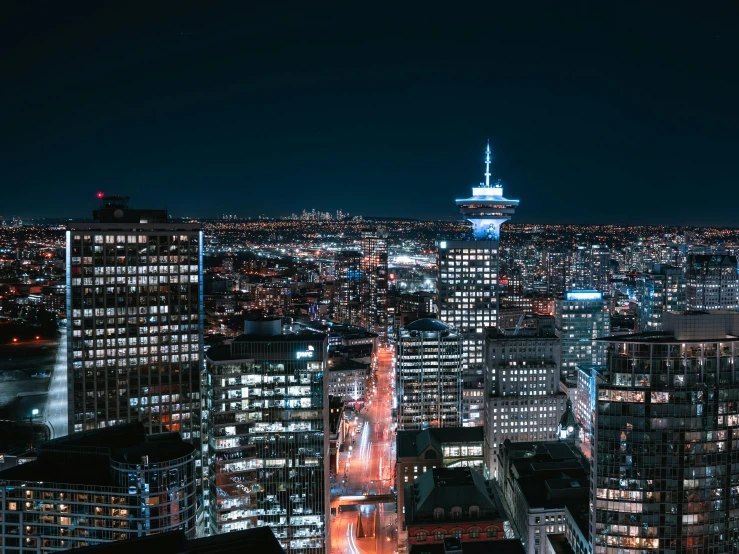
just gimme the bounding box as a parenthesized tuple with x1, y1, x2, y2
(67, 230, 203, 443)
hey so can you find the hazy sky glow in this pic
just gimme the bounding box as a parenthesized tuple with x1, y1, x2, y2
(3, 4, 738, 224)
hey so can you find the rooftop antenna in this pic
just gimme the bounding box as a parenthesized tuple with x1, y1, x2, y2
(484, 140, 492, 187)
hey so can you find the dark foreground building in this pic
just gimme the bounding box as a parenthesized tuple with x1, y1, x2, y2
(0, 423, 197, 553)
(66, 527, 285, 554)
(593, 311, 739, 553)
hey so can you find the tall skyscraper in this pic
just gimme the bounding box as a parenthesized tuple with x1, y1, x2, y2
(203, 318, 329, 552)
(637, 264, 686, 332)
(570, 245, 611, 293)
(396, 319, 463, 430)
(360, 230, 389, 342)
(437, 142, 519, 373)
(592, 311, 739, 553)
(334, 251, 362, 325)
(555, 290, 610, 382)
(546, 248, 570, 296)
(686, 253, 739, 310)
(66, 196, 203, 446)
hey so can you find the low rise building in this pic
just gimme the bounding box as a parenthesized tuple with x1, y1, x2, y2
(327, 357, 368, 406)
(396, 427, 485, 549)
(409, 538, 526, 554)
(0, 423, 197, 553)
(498, 441, 589, 554)
(404, 467, 507, 550)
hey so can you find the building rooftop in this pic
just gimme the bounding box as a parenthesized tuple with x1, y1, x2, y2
(206, 329, 327, 362)
(407, 467, 503, 524)
(397, 427, 484, 459)
(408, 538, 526, 554)
(501, 441, 589, 511)
(405, 318, 450, 332)
(0, 423, 194, 487)
(328, 356, 369, 372)
(66, 527, 285, 554)
(547, 533, 576, 554)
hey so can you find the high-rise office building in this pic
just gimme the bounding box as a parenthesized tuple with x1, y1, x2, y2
(66, 196, 203, 445)
(592, 311, 739, 553)
(437, 141, 519, 373)
(637, 264, 686, 332)
(483, 329, 566, 478)
(334, 251, 362, 326)
(546, 249, 570, 296)
(360, 230, 389, 342)
(570, 245, 611, 293)
(0, 423, 197, 553)
(555, 290, 610, 382)
(203, 318, 329, 553)
(686, 253, 739, 310)
(396, 319, 463, 430)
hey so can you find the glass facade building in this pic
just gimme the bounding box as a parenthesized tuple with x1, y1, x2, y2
(0, 424, 196, 553)
(592, 312, 739, 553)
(334, 251, 362, 326)
(360, 230, 389, 343)
(203, 320, 329, 553)
(555, 291, 611, 382)
(686, 254, 739, 311)
(637, 265, 686, 332)
(396, 319, 463, 430)
(66, 197, 203, 451)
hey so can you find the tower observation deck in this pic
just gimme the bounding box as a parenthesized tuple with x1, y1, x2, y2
(455, 142, 519, 240)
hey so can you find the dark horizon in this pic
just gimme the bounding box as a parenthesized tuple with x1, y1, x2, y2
(3, 4, 738, 225)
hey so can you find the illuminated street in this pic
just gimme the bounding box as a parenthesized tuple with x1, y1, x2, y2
(44, 328, 68, 438)
(331, 346, 397, 554)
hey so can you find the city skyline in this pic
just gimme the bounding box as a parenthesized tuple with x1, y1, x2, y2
(3, 5, 738, 225)
(4, 5, 739, 554)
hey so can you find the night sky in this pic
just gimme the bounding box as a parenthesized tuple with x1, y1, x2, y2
(3, 4, 738, 225)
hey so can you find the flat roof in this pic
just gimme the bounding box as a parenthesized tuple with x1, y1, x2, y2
(0, 424, 194, 487)
(66, 527, 285, 554)
(409, 539, 525, 554)
(397, 427, 484, 459)
(597, 331, 739, 344)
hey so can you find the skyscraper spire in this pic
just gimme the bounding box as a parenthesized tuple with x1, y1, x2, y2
(484, 140, 492, 187)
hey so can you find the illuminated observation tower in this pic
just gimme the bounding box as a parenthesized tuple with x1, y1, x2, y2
(437, 142, 519, 426)
(455, 142, 519, 241)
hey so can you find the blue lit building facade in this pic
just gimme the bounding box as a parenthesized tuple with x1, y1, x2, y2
(555, 291, 611, 382)
(437, 143, 519, 399)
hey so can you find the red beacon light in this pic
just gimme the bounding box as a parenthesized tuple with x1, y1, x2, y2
(96, 192, 104, 199)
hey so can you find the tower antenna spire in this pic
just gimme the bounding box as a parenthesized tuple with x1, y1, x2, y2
(484, 140, 492, 187)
